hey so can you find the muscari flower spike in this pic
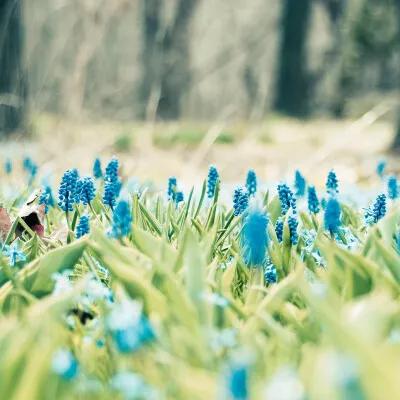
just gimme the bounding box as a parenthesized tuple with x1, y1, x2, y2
(233, 187, 249, 216)
(175, 191, 184, 205)
(93, 157, 103, 179)
(294, 170, 306, 197)
(2, 243, 26, 267)
(58, 169, 79, 212)
(207, 165, 219, 198)
(307, 185, 320, 214)
(245, 169, 257, 197)
(103, 158, 121, 209)
(288, 214, 299, 245)
(76, 215, 90, 238)
(324, 197, 341, 235)
(52, 349, 78, 380)
(39, 185, 55, 214)
(111, 199, 132, 238)
(240, 208, 269, 267)
(167, 177, 177, 201)
(23, 157, 38, 184)
(79, 176, 96, 205)
(365, 194, 386, 225)
(326, 170, 339, 194)
(4, 158, 12, 174)
(275, 218, 284, 243)
(277, 183, 293, 215)
(265, 263, 277, 284)
(227, 363, 248, 400)
(387, 176, 398, 200)
(376, 160, 386, 178)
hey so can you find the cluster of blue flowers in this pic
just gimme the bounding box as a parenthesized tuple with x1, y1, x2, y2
(294, 170, 306, 197)
(245, 170, 257, 197)
(103, 158, 121, 209)
(111, 199, 132, 238)
(76, 215, 90, 238)
(387, 176, 398, 200)
(39, 185, 55, 214)
(326, 170, 339, 194)
(365, 194, 387, 225)
(207, 166, 219, 198)
(93, 157, 103, 179)
(233, 187, 249, 216)
(307, 186, 320, 214)
(23, 157, 38, 184)
(58, 169, 79, 212)
(79, 176, 96, 205)
(324, 197, 341, 234)
(277, 183, 294, 215)
(167, 176, 184, 205)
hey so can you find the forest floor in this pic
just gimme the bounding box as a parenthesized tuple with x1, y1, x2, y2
(0, 112, 397, 190)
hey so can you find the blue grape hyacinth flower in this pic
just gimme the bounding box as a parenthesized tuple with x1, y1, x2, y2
(79, 177, 96, 205)
(241, 208, 269, 267)
(288, 214, 299, 245)
(265, 263, 277, 284)
(245, 170, 257, 197)
(167, 177, 177, 201)
(175, 191, 184, 205)
(376, 160, 386, 178)
(227, 363, 248, 400)
(307, 185, 320, 214)
(326, 170, 339, 194)
(39, 185, 55, 214)
(93, 157, 103, 179)
(58, 169, 79, 212)
(4, 159, 12, 174)
(2, 243, 26, 267)
(277, 183, 293, 215)
(324, 197, 341, 235)
(365, 194, 386, 225)
(111, 199, 132, 238)
(387, 176, 398, 200)
(275, 218, 284, 243)
(207, 165, 219, 198)
(76, 215, 90, 238)
(52, 349, 78, 380)
(103, 158, 121, 209)
(294, 170, 306, 197)
(23, 157, 38, 184)
(233, 187, 249, 216)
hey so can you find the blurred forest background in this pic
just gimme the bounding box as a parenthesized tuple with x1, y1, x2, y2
(1, 0, 400, 181)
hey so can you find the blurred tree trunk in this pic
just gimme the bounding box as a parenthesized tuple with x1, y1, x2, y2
(391, 0, 400, 150)
(140, 0, 198, 120)
(274, 0, 312, 117)
(0, 0, 27, 136)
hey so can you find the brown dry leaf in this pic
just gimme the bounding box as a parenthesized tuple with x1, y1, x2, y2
(0, 207, 12, 241)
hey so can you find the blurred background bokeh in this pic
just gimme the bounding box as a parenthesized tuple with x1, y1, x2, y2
(1, 0, 400, 185)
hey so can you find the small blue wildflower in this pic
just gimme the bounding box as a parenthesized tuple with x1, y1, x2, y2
(326, 170, 339, 194)
(365, 194, 386, 225)
(167, 177, 177, 201)
(175, 191, 184, 205)
(227, 364, 248, 400)
(23, 157, 38, 184)
(307, 185, 320, 214)
(4, 159, 12, 174)
(39, 185, 55, 214)
(275, 218, 283, 243)
(241, 208, 269, 267)
(288, 214, 298, 245)
(107, 300, 155, 353)
(207, 166, 219, 198)
(52, 349, 78, 380)
(324, 197, 341, 235)
(376, 160, 386, 178)
(103, 158, 121, 209)
(93, 158, 103, 179)
(76, 215, 90, 238)
(58, 169, 79, 212)
(111, 199, 132, 238)
(264, 263, 277, 284)
(277, 183, 293, 215)
(233, 187, 249, 216)
(294, 170, 306, 197)
(387, 176, 398, 200)
(2, 243, 26, 267)
(245, 170, 257, 197)
(79, 177, 96, 205)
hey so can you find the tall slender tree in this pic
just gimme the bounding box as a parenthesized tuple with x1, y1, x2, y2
(139, 0, 198, 120)
(274, 0, 312, 117)
(0, 0, 27, 136)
